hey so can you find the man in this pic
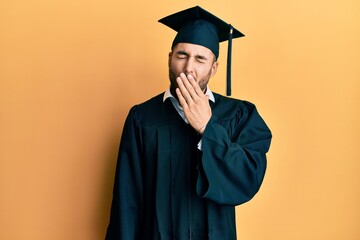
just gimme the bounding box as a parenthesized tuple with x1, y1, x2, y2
(106, 6, 272, 240)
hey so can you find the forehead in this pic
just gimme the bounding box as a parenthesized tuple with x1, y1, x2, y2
(173, 42, 215, 58)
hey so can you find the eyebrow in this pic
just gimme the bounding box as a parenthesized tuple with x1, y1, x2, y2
(175, 50, 208, 61)
(176, 50, 189, 56)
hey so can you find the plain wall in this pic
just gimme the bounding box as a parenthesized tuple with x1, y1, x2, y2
(1, 0, 359, 239)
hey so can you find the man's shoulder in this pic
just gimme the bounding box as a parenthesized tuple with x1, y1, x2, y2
(213, 92, 255, 109)
(137, 92, 165, 108)
(212, 92, 257, 120)
(127, 92, 176, 125)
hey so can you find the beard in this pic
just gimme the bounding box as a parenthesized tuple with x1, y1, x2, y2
(168, 68, 180, 97)
(168, 67, 212, 98)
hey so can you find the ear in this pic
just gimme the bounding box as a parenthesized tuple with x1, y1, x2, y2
(210, 61, 219, 78)
(168, 52, 172, 68)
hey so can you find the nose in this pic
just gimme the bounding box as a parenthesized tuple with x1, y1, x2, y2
(183, 58, 195, 75)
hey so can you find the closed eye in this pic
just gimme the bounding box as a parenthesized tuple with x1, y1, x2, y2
(176, 51, 189, 59)
(175, 51, 208, 63)
(196, 55, 207, 63)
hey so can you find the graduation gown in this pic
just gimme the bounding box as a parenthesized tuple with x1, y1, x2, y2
(106, 92, 272, 240)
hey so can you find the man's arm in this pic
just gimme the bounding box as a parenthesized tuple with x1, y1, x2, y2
(196, 105, 271, 205)
(176, 73, 271, 205)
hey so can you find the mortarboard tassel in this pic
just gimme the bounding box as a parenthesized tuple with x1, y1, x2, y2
(226, 25, 233, 96)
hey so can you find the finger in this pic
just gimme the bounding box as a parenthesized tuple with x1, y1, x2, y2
(176, 75, 193, 104)
(179, 73, 199, 100)
(175, 87, 188, 109)
(187, 74, 205, 97)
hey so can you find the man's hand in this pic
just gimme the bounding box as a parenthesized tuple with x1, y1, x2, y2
(175, 73, 212, 135)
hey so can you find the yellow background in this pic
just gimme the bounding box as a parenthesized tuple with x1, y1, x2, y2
(1, 0, 359, 239)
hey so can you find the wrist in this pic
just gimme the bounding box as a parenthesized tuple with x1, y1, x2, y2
(198, 124, 207, 135)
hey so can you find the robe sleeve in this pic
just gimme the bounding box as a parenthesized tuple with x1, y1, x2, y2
(106, 106, 143, 239)
(196, 102, 272, 206)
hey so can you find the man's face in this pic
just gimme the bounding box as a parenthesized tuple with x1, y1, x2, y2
(168, 43, 218, 94)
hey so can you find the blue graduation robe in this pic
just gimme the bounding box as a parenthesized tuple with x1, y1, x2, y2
(106, 92, 272, 239)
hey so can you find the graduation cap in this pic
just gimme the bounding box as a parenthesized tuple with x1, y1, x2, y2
(158, 6, 245, 96)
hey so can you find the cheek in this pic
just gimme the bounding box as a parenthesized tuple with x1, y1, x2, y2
(169, 58, 182, 71)
(197, 65, 212, 79)
(197, 67, 213, 87)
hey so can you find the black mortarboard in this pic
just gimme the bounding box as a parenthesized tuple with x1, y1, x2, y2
(158, 6, 245, 96)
